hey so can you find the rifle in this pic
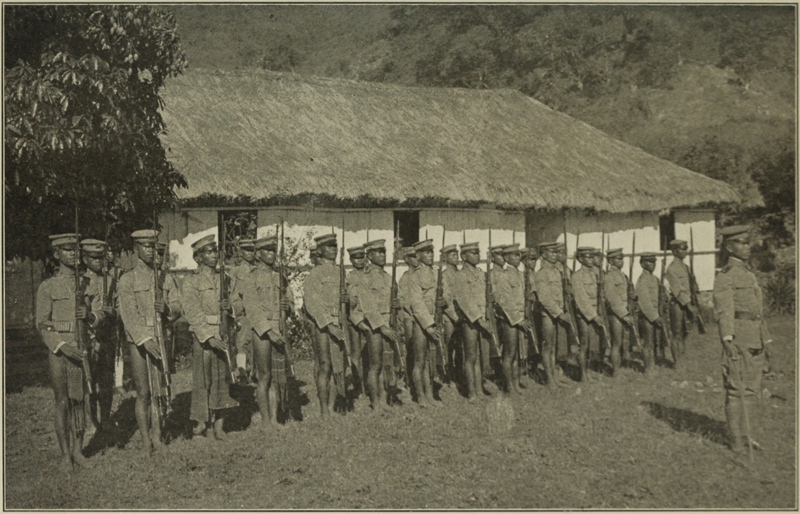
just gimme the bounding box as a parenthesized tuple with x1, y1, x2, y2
(659, 244, 675, 361)
(74, 204, 93, 395)
(522, 250, 540, 356)
(433, 226, 448, 368)
(219, 215, 237, 382)
(596, 231, 611, 345)
(561, 213, 582, 351)
(484, 230, 502, 356)
(627, 233, 642, 352)
(338, 220, 353, 369)
(388, 221, 406, 376)
(688, 227, 707, 334)
(277, 219, 294, 376)
(153, 214, 171, 415)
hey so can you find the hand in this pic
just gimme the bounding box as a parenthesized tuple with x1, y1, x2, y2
(143, 338, 162, 360)
(280, 298, 292, 312)
(559, 312, 573, 325)
(219, 298, 231, 312)
(328, 324, 345, 342)
(101, 306, 116, 317)
(380, 325, 400, 344)
(208, 337, 228, 352)
(269, 329, 286, 346)
(425, 325, 442, 341)
(390, 297, 401, 311)
(357, 321, 368, 332)
(60, 342, 85, 362)
(339, 292, 349, 305)
(435, 297, 448, 308)
(593, 317, 607, 330)
(688, 304, 699, 318)
(486, 292, 495, 304)
(154, 297, 166, 314)
(622, 315, 634, 327)
(477, 318, 492, 333)
(653, 317, 663, 327)
(518, 320, 534, 333)
(722, 340, 737, 360)
(75, 306, 88, 320)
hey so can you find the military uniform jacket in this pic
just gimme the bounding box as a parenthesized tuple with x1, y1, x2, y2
(604, 267, 629, 320)
(407, 264, 437, 329)
(453, 264, 486, 324)
(84, 268, 115, 327)
(233, 266, 295, 337)
(442, 267, 459, 322)
(230, 262, 257, 317)
(303, 261, 341, 330)
(397, 266, 417, 314)
(572, 267, 599, 321)
(666, 259, 691, 306)
(534, 261, 564, 319)
(346, 268, 367, 326)
(118, 258, 182, 346)
(713, 257, 771, 349)
(36, 268, 87, 352)
(181, 267, 231, 344)
(636, 271, 660, 323)
(351, 265, 392, 330)
(495, 266, 525, 326)
(525, 266, 537, 301)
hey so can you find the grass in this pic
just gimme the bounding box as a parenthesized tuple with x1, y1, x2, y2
(5, 315, 796, 509)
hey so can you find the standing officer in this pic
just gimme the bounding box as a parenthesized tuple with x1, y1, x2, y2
(453, 242, 494, 400)
(635, 252, 661, 376)
(36, 233, 91, 470)
(232, 235, 294, 429)
(397, 246, 418, 387)
(81, 238, 117, 433)
(351, 239, 402, 411)
(604, 248, 635, 374)
(533, 242, 572, 389)
(495, 244, 534, 395)
(406, 239, 444, 407)
(230, 239, 256, 381)
(572, 247, 605, 380)
(182, 234, 238, 440)
(440, 244, 460, 384)
(346, 244, 368, 396)
(714, 225, 773, 454)
(666, 239, 699, 359)
(303, 233, 348, 419)
(118, 229, 183, 453)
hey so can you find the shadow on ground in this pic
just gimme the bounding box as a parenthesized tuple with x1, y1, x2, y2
(642, 401, 728, 445)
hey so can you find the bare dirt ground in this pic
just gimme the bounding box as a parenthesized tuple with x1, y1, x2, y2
(5, 316, 796, 509)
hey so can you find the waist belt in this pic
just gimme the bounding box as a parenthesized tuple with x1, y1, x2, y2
(748, 347, 764, 356)
(735, 311, 761, 321)
(52, 320, 74, 332)
(205, 314, 220, 325)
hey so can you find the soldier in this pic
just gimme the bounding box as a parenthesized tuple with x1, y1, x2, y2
(346, 244, 368, 395)
(665, 239, 700, 360)
(181, 234, 238, 440)
(81, 238, 117, 433)
(118, 229, 182, 453)
(521, 247, 539, 383)
(572, 247, 605, 380)
(714, 225, 773, 454)
(232, 236, 294, 429)
(105, 246, 126, 392)
(303, 233, 348, 419)
(493, 244, 534, 395)
(406, 239, 445, 407)
(440, 244, 460, 384)
(351, 239, 402, 410)
(397, 246, 418, 387)
(36, 233, 92, 470)
(453, 242, 494, 400)
(635, 252, 662, 376)
(534, 242, 573, 389)
(604, 248, 636, 374)
(231, 238, 256, 381)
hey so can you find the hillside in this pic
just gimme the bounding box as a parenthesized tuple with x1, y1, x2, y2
(169, 4, 795, 239)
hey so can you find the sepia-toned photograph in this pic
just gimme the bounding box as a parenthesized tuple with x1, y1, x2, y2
(4, 3, 796, 509)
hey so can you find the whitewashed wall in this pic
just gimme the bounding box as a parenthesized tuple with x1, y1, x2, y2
(674, 210, 716, 291)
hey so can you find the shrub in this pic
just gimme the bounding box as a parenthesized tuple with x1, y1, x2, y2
(763, 263, 795, 315)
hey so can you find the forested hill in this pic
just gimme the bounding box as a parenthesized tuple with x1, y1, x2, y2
(170, 4, 795, 241)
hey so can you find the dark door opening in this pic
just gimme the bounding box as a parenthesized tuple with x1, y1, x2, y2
(393, 211, 420, 249)
(659, 212, 675, 250)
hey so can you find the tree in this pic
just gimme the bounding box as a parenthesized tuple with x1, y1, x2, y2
(5, 5, 188, 260)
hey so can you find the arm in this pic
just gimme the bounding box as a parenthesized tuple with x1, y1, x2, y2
(535, 268, 564, 319)
(182, 275, 217, 343)
(666, 262, 691, 306)
(636, 274, 659, 323)
(118, 273, 154, 346)
(713, 272, 734, 342)
(607, 271, 629, 319)
(408, 271, 435, 330)
(572, 272, 598, 321)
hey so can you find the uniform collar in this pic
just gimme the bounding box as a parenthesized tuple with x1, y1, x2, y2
(728, 256, 747, 268)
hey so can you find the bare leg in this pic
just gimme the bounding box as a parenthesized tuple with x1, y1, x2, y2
(130, 344, 153, 455)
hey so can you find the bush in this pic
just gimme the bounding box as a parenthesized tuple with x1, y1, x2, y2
(763, 263, 795, 316)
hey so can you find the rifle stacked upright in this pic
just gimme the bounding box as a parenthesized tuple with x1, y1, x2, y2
(596, 231, 611, 344)
(388, 221, 407, 377)
(433, 227, 448, 368)
(484, 230, 501, 356)
(561, 217, 582, 352)
(338, 222, 353, 369)
(627, 234, 642, 352)
(688, 227, 707, 334)
(277, 219, 294, 376)
(218, 217, 237, 382)
(522, 249, 540, 357)
(659, 243, 677, 364)
(74, 205, 93, 395)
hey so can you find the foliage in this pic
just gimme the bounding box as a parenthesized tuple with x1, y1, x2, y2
(762, 263, 796, 316)
(5, 5, 188, 260)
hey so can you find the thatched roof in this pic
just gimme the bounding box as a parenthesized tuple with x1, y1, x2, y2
(160, 69, 739, 213)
